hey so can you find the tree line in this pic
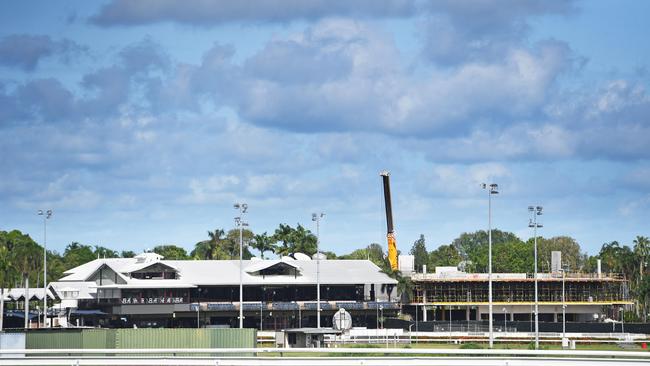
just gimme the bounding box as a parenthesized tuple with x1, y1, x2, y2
(1, 227, 648, 319)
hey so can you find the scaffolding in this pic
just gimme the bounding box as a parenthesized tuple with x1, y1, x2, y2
(413, 277, 629, 304)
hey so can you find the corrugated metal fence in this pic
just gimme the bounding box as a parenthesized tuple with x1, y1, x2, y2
(1, 328, 255, 354)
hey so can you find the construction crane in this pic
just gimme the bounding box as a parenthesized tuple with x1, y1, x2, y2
(380, 170, 398, 271)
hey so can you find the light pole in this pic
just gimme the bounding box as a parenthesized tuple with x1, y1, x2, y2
(561, 265, 567, 342)
(620, 307, 625, 335)
(196, 302, 200, 328)
(37, 209, 52, 328)
(312, 212, 325, 328)
(234, 203, 248, 329)
(529, 205, 543, 350)
(482, 183, 498, 348)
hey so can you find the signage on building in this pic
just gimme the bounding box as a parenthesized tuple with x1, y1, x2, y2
(121, 297, 185, 305)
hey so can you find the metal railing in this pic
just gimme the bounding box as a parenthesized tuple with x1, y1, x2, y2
(2, 347, 650, 357)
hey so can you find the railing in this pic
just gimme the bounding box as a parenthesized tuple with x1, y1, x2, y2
(2, 347, 650, 357)
(412, 272, 625, 281)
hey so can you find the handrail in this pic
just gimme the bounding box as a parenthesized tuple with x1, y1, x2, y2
(1, 348, 649, 358)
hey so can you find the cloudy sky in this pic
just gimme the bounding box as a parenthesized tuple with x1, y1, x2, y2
(1, 0, 649, 256)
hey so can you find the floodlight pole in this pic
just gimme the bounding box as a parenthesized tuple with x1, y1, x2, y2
(38, 209, 52, 328)
(562, 266, 566, 341)
(482, 183, 498, 348)
(529, 205, 543, 350)
(312, 212, 324, 328)
(235, 203, 248, 329)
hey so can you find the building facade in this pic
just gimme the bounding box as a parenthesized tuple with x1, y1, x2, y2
(49, 253, 399, 329)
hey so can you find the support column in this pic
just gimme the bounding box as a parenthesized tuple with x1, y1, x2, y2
(466, 307, 470, 321)
(554, 312, 558, 322)
(422, 305, 427, 322)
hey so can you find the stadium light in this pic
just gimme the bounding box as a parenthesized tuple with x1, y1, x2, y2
(312, 212, 325, 328)
(529, 205, 543, 349)
(482, 183, 498, 348)
(234, 202, 248, 329)
(37, 209, 52, 328)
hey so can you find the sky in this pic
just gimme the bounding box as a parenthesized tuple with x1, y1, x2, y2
(1, 0, 649, 257)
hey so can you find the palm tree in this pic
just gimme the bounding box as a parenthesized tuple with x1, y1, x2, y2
(0, 242, 19, 331)
(273, 224, 294, 257)
(207, 229, 227, 260)
(633, 236, 650, 319)
(251, 233, 277, 260)
(12, 233, 42, 329)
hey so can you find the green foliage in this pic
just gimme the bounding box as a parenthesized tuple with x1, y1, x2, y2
(429, 244, 462, 269)
(272, 223, 317, 257)
(339, 243, 386, 268)
(94, 245, 119, 259)
(409, 234, 428, 272)
(153, 245, 189, 260)
(63, 242, 96, 270)
(533, 236, 586, 272)
(321, 251, 338, 259)
(121, 250, 136, 258)
(451, 230, 521, 272)
(250, 232, 277, 259)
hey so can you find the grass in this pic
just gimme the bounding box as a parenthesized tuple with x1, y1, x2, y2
(255, 341, 646, 356)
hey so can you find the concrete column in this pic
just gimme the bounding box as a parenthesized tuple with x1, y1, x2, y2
(466, 307, 470, 321)
(422, 305, 427, 321)
(554, 312, 558, 322)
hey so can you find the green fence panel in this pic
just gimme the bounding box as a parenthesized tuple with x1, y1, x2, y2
(26, 330, 83, 349)
(209, 328, 256, 348)
(82, 329, 116, 349)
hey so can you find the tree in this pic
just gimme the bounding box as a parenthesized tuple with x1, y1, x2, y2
(251, 233, 276, 259)
(339, 243, 386, 269)
(192, 229, 227, 260)
(0, 232, 19, 331)
(63, 242, 96, 270)
(429, 244, 463, 270)
(492, 240, 533, 273)
(8, 231, 42, 328)
(93, 245, 119, 259)
(409, 234, 428, 273)
(633, 236, 650, 319)
(121, 250, 136, 258)
(534, 236, 586, 272)
(451, 230, 521, 272)
(272, 224, 317, 257)
(225, 228, 254, 259)
(153, 245, 189, 260)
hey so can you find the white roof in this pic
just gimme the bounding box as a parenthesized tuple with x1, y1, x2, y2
(49, 281, 96, 300)
(56, 257, 397, 287)
(2, 288, 56, 301)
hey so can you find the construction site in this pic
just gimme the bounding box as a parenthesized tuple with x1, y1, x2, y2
(406, 266, 630, 323)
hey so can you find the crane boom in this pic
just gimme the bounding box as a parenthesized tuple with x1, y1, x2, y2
(380, 170, 398, 271)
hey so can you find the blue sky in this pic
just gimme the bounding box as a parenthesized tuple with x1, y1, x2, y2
(1, 0, 649, 257)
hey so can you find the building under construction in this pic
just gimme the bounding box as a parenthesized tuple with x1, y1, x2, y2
(409, 266, 631, 323)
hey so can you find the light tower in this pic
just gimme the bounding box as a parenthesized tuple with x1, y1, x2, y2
(482, 183, 498, 348)
(312, 212, 325, 328)
(234, 203, 248, 329)
(529, 205, 543, 349)
(37, 209, 52, 328)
